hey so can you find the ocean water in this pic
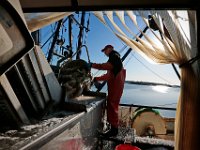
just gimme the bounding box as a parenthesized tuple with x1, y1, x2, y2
(96, 83, 180, 118)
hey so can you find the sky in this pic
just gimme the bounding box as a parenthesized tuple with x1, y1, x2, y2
(40, 11, 181, 86)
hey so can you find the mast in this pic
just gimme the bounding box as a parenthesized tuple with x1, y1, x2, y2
(68, 15, 73, 57)
(76, 11, 86, 60)
(47, 19, 63, 63)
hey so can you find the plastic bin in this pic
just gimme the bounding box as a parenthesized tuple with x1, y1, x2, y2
(115, 144, 140, 150)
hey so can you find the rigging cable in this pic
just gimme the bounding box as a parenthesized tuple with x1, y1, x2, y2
(44, 23, 57, 58)
(92, 25, 145, 78)
(118, 26, 145, 54)
(131, 53, 172, 84)
(124, 52, 135, 67)
(104, 16, 127, 47)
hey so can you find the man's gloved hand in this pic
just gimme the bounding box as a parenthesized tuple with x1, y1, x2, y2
(93, 78, 101, 91)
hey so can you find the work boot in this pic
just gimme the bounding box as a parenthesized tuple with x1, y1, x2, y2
(101, 126, 118, 137)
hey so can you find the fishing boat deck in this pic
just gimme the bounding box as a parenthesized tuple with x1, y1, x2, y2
(97, 126, 174, 150)
(0, 94, 105, 150)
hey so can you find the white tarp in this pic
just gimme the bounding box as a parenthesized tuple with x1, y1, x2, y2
(24, 12, 73, 32)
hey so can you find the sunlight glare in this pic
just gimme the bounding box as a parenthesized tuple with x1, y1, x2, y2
(152, 85, 169, 93)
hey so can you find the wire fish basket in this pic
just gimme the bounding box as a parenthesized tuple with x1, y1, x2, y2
(58, 59, 92, 99)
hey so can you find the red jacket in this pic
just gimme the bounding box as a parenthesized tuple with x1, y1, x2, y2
(92, 61, 126, 102)
(92, 49, 126, 128)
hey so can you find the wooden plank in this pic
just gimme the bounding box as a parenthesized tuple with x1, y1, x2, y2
(19, 0, 194, 12)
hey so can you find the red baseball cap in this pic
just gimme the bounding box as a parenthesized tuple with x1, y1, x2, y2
(101, 45, 113, 52)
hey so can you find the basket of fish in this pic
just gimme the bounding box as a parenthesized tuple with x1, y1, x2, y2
(58, 59, 92, 99)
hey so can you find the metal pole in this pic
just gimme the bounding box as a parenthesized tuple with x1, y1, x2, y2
(68, 15, 73, 57)
(47, 19, 63, 63)
(31, 30, 40, 45)
(76, 11, 86, 60)
(121, 26, 149, 62)
(171, 63, 180, 80)
(119, 103, 176, 111)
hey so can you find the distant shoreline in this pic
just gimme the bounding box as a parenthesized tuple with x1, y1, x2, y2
(125, 80, 180, 88)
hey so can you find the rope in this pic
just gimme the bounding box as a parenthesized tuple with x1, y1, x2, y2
(179, 55, 200, 68)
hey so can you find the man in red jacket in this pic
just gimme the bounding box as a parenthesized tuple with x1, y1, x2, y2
(90, 45, 126, 137)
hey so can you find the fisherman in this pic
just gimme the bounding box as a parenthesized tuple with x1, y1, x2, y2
(88, 45, 126, 137)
